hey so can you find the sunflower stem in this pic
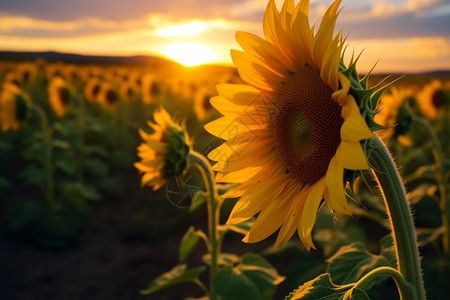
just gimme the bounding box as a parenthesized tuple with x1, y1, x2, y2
(344, 266, 414, 300)
(29, 104, 56, 211)
(188, 151, 219, 300)
(75, 94, 86, 182)
(368, 136, 426, 300)
(412, 116, 449, 255)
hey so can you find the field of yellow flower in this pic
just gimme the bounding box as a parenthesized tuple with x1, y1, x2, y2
(1, 1, 449, 299)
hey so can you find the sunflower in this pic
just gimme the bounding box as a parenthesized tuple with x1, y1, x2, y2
(84, 77, 102, 103)
(0, 82, 28, 131)
(97, 82, 120, 111)
(205, 0, 375, 249)
(134, 107, 191, 190)
(48, 76, 73, 117)
(193, 87, 216, 121)
(375, 86, 415, 144)
(416, 79, 449, 120)
(142, 74, 162, 105)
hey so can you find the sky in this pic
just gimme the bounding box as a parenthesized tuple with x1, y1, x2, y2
(1, 0, 450, 73)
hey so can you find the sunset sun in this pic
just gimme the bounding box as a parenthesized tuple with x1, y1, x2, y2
(161, 42, 218, 67)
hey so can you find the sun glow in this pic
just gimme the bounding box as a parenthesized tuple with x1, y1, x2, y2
(156, 20, 209, 37)
(160, 42, 219, 67)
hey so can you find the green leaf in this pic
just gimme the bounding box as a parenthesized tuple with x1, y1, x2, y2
(203, 253, 240, 267)
(82, 145, 108, 157)
(56, 159, 77, 176)
(140, 264, 206, 295)
(52, 139, 71, 150)
(179, 226, 202, 262)
(6, 198, 45, 232)
(63, 182, 101, 201)
(284, 273, 371, 300)
(188, 192, 207, 212)
(84, 158, 109, 177)
(326, 241, 396, 289)
(213, 253, 284, 300)
(0, 176, 11, 189)
(21, 164, 49, 186)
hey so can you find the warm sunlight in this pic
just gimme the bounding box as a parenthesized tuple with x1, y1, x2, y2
(160, 42, 219, 66)
(156, 20, 209, 37)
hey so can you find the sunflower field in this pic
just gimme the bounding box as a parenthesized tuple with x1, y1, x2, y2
(1, 0, 450, 300)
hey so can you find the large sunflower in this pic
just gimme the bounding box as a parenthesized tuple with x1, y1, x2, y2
(205, 0, 374, 249)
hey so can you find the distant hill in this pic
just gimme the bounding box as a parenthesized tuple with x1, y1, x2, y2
(0, 51, 180, 67)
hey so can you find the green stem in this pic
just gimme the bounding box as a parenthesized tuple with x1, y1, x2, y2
(76, 95, 86, 181)
(413, 116, 449, 255)
(29, 104, 56, 211)
(344, 267, 414, 300)
(188, 151, 219, 300)
(368, 136, 426, 300)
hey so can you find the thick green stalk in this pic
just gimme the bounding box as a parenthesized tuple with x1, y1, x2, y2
(30, 104, 56, 211)
(413, 116, 449, 255)
(368, 136, 426, 300)
(188, 151, 218, 300)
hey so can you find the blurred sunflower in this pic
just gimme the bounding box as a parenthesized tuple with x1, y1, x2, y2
(205, 0, 374, 249)
(120, 81, 136, 102)
(134, 107, 191, 190)
(142, 74, 162, 105)
(0, 82, 28, 131)
(193, 87, 216, 121)
(416, 79, 449, 120)
(97, 82, 120, 111)
(375, 86, 415, 144)
(48, 76, 74, 117)
(84, 77, 102, 103)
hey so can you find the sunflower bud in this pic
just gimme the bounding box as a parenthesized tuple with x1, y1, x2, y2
(135, 107, 191, 190)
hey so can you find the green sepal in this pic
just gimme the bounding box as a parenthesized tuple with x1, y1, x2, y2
(212, 253, 284, 300)
(179, 226, 202, 262)
(283, 273, 371, 300)
(140, 264, 206, 295)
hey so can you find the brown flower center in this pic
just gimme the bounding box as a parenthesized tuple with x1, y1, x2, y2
(432, 89, 445, 109)
(274, 65, 344, 183)
(58, 87, 70, 106)
(106, 89, 117, 104)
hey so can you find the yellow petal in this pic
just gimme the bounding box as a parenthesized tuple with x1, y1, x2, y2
(243, 192, 291, 243)
(325, 156, 350, 214)
(216, 166, 263, 183)
(274, 183, 310, 248)
(336, 140, 369, 170)
(263, 0, 279, 45)
(204, 116, 260, 140)
(340, 95, 375, 141)
(231, 50, 282, 92)
(236, 31, 289, 76)
(227, 176, 288, 224)
(298, 177, 326, 250)
(313, 0, 341, 67)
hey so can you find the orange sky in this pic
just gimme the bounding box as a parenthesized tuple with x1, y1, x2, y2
(1, 0, 450, 73)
